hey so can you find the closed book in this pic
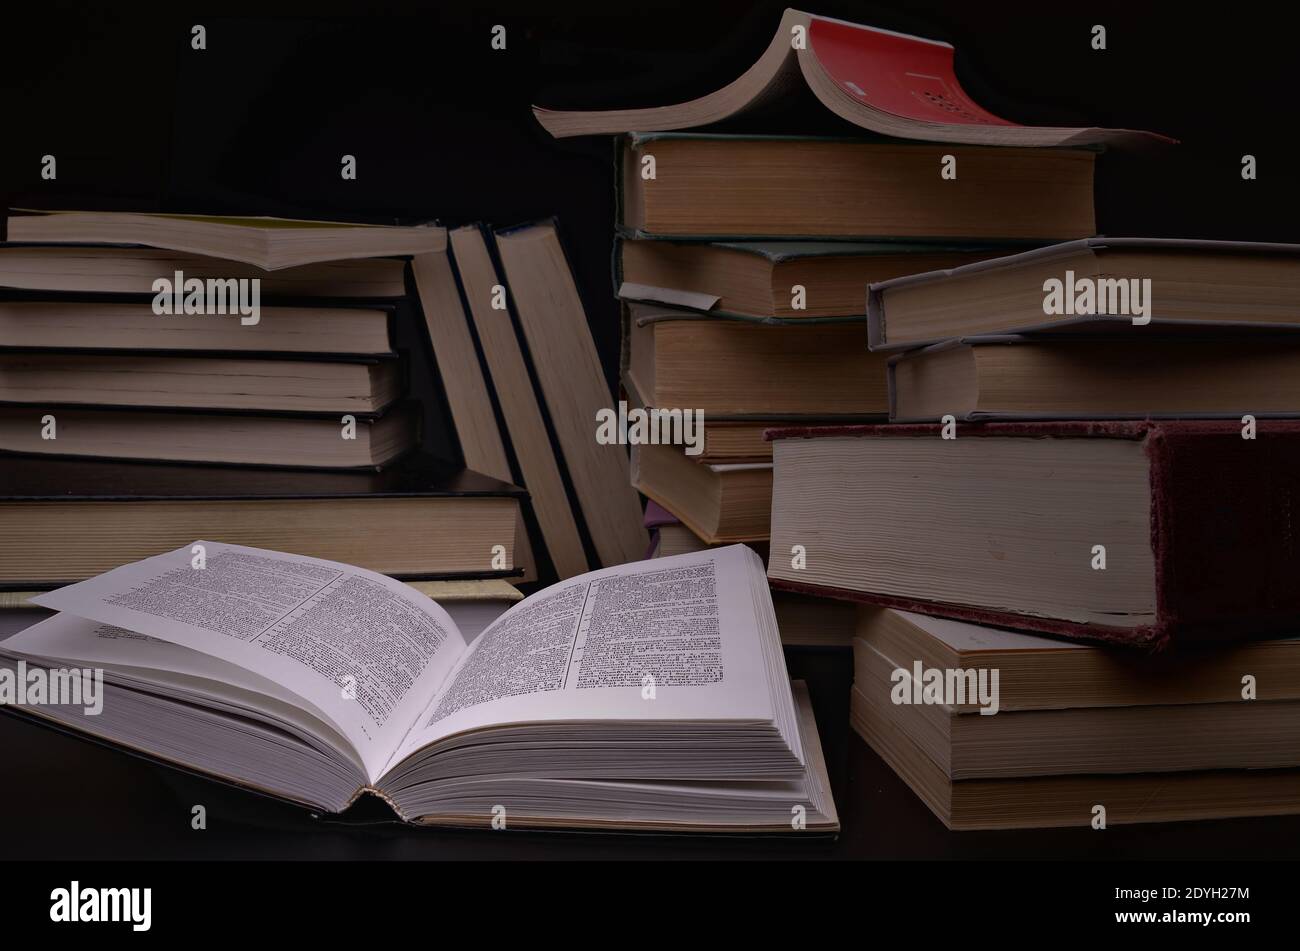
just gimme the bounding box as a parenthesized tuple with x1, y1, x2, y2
(0, 299, 395, 357)
(616, 238, 996, 320)
(0, 403, 419, 469)
(0, 245, 407, 297)
(5, 210, 445, 271)
(851, 677, 1300, 830)
(858, 607, 1300, 711)
(887, 335, 1300, 421)
(619, 134, 1096, 241)
(867, 237, 1300, 350)
(856, 637, 1300, 779)
(766, 420, 1300, 648)
(0, 351, 402, 414)
(0, 453, 525, 587)
(623, 302, 888, 417)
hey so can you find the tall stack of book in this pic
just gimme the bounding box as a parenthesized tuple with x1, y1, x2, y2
(534, 7, 1157, 650)
(0, 211, 627, 603)
(537, 7, 1300, 829)
(788, 238, 1300, 828)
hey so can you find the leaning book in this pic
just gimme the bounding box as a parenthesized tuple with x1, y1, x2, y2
(0, 541, 837, 833)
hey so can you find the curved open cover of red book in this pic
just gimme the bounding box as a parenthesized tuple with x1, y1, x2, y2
(533, 8, 1173, 148)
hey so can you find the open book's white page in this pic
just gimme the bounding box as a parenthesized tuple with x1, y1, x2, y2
(390, 545, 776, 767)
(32, 541, 468, 780)
(3, 611, 358, 764)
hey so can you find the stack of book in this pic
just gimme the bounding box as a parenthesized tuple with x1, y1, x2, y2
(538, 8, 1300, 829)
(770, 238, 1300, 827)
(535, 8, 1154, 650)
(765, 237, 1300, 828)
(0, 210, 649, 597)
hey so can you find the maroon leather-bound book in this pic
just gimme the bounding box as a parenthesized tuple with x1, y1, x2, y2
(765, 420, 1300, 650)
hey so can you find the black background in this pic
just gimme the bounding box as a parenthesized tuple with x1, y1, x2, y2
(5, 0, 1300, 391)
(3, 0, 1300, 864)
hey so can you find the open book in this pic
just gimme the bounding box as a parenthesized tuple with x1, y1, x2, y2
(1, 541, 836, 833)
(533, 8, 1171, 148)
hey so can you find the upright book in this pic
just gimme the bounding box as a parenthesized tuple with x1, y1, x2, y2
(450, 225, 590, 579)
(494, 220, 648, 567)
(3, 541, 837, 832)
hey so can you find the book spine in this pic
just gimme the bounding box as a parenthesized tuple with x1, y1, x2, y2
(1149, 425, 1300, 644)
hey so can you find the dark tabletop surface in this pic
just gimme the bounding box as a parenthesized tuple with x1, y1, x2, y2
(3, 620, 1300, 861)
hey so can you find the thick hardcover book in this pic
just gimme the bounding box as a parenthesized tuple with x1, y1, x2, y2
(617, 134, 1096, 242)
(886, 334, 1300, 422)
(623, 302, 889, 417)
(0, 350, 404, 415)
(533, 8, 1169, 148)
(0, 245, 408, 297)
(0, 402, 419, 469)
(1, 542, 837, 833)
(0, 453, 526, 587)
(450, 224, 590, 580)
(766, 420, 1300, 649)
(5, 210, 446, 271)
(867, 237, 1300, 350)
(0, 298, 396, 357)
(493, 220, 648, 567)
(851, 677, 1300, 830)
(615, 238, 998, 320)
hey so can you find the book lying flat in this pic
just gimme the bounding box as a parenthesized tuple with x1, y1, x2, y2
(624, 303, 888, 417)
(0, 453, 524, 586)
(766, 421, 1300, 648)
(0, 578, 522, 620)
(494, 220, 648, 567)
(888, 335, 1300, 421)
(0, 352, 401, 414)
(617, 240, 995, 319)
(0, 300, 394, 356)
(2, 541, 837, 833)
(857, 637, 1300, 779)
(0, 404, 418, 469)
(6, 211, 445, 271)
(859, 607, 1300, 711)
(0, 246, 407, 297)
(533, 8, 1169, 148)
(632, 442, 772, 544)
(867, 237, 1300, 350)
(690, 421, 777, 464)
(619, 135, 1096, 241)
(851, 676, 1300, 830)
